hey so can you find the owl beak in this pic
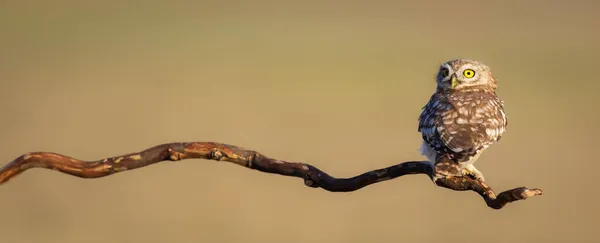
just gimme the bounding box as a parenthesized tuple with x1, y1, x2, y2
(451, 74, 459, 88)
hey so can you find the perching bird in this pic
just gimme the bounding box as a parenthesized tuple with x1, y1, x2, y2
(418, 59, 507, 181)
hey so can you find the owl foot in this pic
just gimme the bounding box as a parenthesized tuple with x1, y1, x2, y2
(462, 165, 485, 181)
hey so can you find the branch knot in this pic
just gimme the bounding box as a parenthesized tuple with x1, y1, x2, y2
(210, 149, 223, 161)
(167, 148, 183, 161)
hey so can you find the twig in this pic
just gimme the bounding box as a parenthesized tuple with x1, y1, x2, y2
(0, 142, 542, 209)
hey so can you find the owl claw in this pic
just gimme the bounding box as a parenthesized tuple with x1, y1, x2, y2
(461, 166, 485, 181)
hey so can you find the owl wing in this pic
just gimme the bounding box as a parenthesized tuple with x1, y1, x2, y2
(418, 94, 455, 153)
(418, 92, 507, 160)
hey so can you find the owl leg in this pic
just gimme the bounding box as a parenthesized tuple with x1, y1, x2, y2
(462, 164, 485, 181)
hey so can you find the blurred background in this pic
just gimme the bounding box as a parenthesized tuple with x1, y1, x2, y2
(0, 1, 598, 243)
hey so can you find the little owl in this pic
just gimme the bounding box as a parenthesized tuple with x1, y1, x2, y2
(418, 59, 507, 181)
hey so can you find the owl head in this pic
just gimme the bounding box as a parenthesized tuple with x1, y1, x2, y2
(436, 59, 497, 91)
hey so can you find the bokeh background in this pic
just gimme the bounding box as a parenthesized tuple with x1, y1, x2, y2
(1, 1, 598, 243)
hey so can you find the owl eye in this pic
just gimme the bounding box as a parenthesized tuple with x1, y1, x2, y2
(463, 69, 475, 78)
(441, 68, 449, 77)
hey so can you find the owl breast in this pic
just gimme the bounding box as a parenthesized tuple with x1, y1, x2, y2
(418, 90, 507, 164)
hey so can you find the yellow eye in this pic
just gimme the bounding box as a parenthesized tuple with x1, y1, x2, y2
(463, 69, 475, 78)
(441, 68, 449, 77)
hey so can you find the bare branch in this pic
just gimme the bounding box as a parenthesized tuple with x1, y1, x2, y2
(0, 142, 542, 209)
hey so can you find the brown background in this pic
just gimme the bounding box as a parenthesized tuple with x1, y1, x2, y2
(1, 1, 598, 243)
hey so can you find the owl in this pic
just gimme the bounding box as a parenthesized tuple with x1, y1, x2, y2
(418, 59, 507, 181)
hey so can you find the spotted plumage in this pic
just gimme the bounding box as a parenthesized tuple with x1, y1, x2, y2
(418, 59, 507, 181)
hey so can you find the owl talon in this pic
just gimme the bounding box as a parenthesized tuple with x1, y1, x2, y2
(462, 166, 485, 181)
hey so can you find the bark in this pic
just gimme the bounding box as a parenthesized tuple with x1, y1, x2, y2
(0, 142, 542, 210)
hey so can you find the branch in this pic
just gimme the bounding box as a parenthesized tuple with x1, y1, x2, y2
(0, 142, 542, 210)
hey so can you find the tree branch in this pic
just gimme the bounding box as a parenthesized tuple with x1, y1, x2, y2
(0, 142, 542, 210)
